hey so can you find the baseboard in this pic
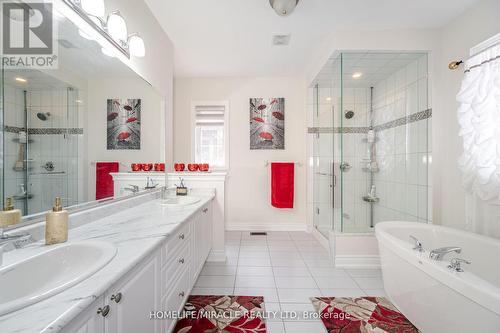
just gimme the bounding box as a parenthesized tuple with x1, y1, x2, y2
(207, 250, 226, 262)
(312, 227, 330, 252)
(225, 223, 307, 232)
(334, 255, 381, 268)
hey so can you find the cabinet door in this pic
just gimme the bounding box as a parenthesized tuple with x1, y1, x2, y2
(60, 296, 105, 333)
(106, 254, 160, 333)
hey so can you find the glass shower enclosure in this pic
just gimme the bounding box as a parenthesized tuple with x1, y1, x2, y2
(310, 52, 431, 237)
(1, 68, 84, 216)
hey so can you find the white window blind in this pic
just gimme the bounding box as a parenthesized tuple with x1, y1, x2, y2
(194, 103, 227, 168)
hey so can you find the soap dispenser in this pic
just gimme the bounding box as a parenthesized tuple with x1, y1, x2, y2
(45, 197, 69, 245)
(0, 197, 21, 227)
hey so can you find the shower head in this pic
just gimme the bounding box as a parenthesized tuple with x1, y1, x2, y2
(37, 112, 51, 121)
(344, 110, 355, 119)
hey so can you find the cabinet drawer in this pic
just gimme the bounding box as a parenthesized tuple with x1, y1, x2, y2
(161, 242, 191, 297)
(162, 222, 191, 267)
(162, 269, 190, 333)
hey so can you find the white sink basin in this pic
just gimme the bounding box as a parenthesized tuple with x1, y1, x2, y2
(0, 241, 117, 316)
(160, 196, 201, 206)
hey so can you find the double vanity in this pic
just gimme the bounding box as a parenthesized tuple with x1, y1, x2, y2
(0, 190, 215, 333)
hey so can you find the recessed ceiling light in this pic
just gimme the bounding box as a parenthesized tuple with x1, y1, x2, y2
(326, 97, 332, 102)
(352, 73, 362, 79)
(75, 100, 83, 104)
(15, 77, 27, 83)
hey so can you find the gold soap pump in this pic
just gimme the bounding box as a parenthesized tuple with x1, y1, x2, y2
(0, 197, 22, 227)
(45, 197, 69, 245)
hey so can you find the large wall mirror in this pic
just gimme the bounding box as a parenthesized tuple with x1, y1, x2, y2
(0, 1, 165, 227)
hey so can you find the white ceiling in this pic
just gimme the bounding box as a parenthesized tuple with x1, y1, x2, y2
(145, 0, 480, 78)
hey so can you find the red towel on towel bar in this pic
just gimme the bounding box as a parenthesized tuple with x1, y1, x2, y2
(96, 162, 119, 200)
(271, 162, 294, 208)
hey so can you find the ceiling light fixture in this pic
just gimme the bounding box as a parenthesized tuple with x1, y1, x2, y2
(269, 0, 300, 17)
(352, 72, 363, 79)
(15, 77, 27, 83)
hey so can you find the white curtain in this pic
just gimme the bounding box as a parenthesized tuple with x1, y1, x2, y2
(457, 44, 500, 201)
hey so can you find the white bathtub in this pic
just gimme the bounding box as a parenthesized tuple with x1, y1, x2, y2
(376, 221, 500, 333)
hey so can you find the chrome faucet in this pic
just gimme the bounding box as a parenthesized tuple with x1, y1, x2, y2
(0, 228, 33, 266)
(124, 184, 140, 194)
(448, 258, 471, 272)
(409, 235, 424, 252)
(429, 246, 462, 261)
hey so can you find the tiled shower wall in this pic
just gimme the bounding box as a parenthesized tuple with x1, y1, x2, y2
(372, 55, 432, 224)
(3, 84, 85, 215)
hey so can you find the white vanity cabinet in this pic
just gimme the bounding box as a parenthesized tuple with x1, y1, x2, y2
(61, 201, 213, 333)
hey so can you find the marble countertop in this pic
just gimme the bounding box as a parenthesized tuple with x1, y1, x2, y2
(0, 193, 215, 333)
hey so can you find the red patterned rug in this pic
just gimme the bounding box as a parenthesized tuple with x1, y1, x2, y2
(172, 295, 266, 333)
(311, 297, 420, 333)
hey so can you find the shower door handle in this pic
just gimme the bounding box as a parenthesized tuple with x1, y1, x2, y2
(340, 162, 351, 172)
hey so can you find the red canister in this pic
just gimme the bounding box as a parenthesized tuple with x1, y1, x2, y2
(142, 163, 153, 171)
(154, 163, 165, 171)
(174, 163, 185, 172)
(131, 163, 142, 172)
(187, 163, 199, 172)
(199, 163, 209, 172)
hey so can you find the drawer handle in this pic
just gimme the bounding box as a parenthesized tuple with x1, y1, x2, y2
(179, 258, 185, 264)
(111, 292, 122, 303)
(202, 208, 208, 213)
(179, 291, 185, 298)
(97, 305, 110, 317)
(179, 233, 185, 240)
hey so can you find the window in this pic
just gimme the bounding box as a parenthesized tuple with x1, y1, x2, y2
(192, 101, 229, 169)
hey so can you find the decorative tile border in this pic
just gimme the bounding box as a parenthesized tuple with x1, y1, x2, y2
(308, 109, 432, 134)
(4, 126, 83, 135)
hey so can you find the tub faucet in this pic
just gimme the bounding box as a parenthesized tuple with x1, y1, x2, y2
(409, 235, 424, 252)
(0, 228, 33, 266)
(447, 258, 471, 272)
(429, 247, 462, 261)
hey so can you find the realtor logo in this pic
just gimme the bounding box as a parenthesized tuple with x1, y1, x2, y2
(1, 1, 57, 68)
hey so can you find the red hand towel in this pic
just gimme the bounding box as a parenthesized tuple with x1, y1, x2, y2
(271, 162, 294, 209)
(96, 162, 119, 200)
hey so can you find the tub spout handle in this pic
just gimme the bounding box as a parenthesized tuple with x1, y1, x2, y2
(409, 235, 424, 252)
(448, 258, 471, 272)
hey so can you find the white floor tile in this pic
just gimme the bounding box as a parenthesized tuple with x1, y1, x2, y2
(346, 269, 382, 277)
(235, 276, 276, 288)
(279, 303, 318, 321)
(309, 267, 349, 278)
(195, 275, 235, 288)
(283, 321, 327, 333)
(237, 266, 274, 276)
(270, 252, 303, 260)
(200, 265, 237, 276)
(304, 259, 334, 268)
(264, 302, 281, 321)
(354, 277, 384, 289)
(273, 267, 311, 277)
(277, 288, 321, 303)
(266, 232, 291, 240)
(238, 257, 272, 267)
(240, 245, 269, 252)
(275, 276, 318, 289)
(314, 276, 358, 289)
(239, 251, 270, 259)
(241, 240, 268, 246)
(320, 288, 365, 297)
(234, 287, 279, 302)
(289, 232, 315, 240)
(300, 252, 330, 261)
(363, 289, 387, 296)
(205, 256, 238, 266)
(271, 258, 306, 267)
(266, 321, 285, 333)
(191, 287, 234, 296)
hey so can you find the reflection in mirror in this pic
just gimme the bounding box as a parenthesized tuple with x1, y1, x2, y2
(0, 3, 165, 227)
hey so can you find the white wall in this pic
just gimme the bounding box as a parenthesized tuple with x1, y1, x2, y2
(174, 77, 308, 230)
(437, 0, 500, 235)
(86, 77, 165, 201)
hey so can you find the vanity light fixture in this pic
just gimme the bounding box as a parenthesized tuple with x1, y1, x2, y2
(15, 77, 27, 83)
(80, 0, 105, 18)
(352, 72, 363, 79)
(128, 33, 145, 58)
(269, 0, 300, 16)
(106, 11, 128, 43)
